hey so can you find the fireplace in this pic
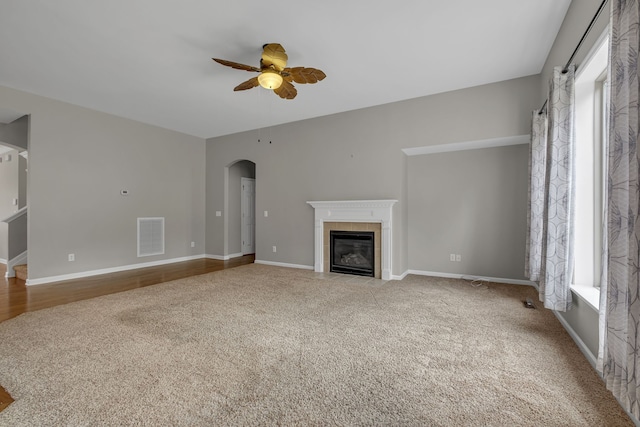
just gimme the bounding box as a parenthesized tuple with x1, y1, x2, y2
(307, 200, 397, 280)
(330, 231, 374, 277)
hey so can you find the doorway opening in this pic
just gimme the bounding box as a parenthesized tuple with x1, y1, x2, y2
(226, 160, 256, 257)
(241, 177, 255, 255)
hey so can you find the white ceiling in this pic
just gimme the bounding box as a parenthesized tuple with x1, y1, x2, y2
(0, 1, 571, 139)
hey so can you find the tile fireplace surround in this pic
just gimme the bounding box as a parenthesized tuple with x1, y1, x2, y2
(307, 200, 397, 280)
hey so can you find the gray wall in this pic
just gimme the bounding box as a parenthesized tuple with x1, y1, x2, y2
(541, 0, 610, 360)
(408, 144, 529, 279)
(0, 85, 206, 280)
(0, 116, 28, 151)
(206, 74, 540, 277)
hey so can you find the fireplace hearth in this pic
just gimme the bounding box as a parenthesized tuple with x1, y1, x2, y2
(330, 231, 374, 277)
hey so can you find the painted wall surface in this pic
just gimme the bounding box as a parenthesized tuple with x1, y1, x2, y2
(0, 85, 206, 280)
(541, 0, 610, 364)
(408, 144, 529, 280)
(0, 116, 28, 150)
(540, 0, 609, 98)
(206, 75, 540, 277)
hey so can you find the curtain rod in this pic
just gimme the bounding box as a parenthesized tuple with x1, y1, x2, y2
(538, 0, 609, 114)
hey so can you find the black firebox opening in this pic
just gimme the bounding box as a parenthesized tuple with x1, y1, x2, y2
(330, 231, 374, 277)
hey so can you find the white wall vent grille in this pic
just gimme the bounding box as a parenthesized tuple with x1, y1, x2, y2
(137, 217, 165, 257)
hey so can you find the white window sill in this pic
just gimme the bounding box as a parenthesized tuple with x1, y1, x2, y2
(570, 284, 600, 311)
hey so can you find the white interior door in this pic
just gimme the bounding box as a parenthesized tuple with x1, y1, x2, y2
(241, 177, 256, 255)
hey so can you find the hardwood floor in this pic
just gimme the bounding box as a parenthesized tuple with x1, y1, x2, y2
(0, 386, 13, 412)
(0, 255, 255, 323)
(0, 254, 255, 413)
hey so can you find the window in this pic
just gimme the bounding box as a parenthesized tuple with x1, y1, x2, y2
(573, 32, 608, 303)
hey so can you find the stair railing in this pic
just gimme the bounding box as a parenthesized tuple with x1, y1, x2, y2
(2, 207, 27, 278)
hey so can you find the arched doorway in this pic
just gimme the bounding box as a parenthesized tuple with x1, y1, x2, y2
(226, 160, 256, 256)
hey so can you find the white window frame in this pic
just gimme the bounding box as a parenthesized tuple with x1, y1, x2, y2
(571, 30, 609, 310)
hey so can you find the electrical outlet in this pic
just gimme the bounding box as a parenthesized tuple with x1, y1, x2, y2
(264, 211, 269, 217)
(450, 254, 455, 262)
(68, 253, 75, 262)
(456, 254, 462, 262)
(272, 246, 277, 252)
(191, 241, 195, 248)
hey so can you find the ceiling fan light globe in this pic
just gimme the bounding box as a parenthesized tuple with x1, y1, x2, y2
(258, 71, 283, 90)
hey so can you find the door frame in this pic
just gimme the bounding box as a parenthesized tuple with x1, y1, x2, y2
(240, 177, 256, 255)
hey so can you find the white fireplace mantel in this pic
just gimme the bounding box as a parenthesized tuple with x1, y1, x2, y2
(306, 200, 397, 280)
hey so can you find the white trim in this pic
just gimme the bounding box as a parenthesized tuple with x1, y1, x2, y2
(254, 260, 314, 270)
(570, 285, 600, 311)
(205, 253, 243, 261)
(392, 270, 409, 280)
(307, 200, 397, 280)
(0, 258, 6, 265)
(407, 269, 536, 286)
(205, 254, 227, 261)
(25, 254, 205, 286)
(575, 26, 609, 81)
(6, 250, 27, 278)
(306, 200, 398, 210)
(553, 311, 597, 370)
(401, 135, 530, 157)
(1, 206, 27, 223)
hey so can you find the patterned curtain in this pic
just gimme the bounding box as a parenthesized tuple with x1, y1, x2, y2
(525, 111, 548, 281)
(538, 65, 576, 312)
(599, 0, 640, 417)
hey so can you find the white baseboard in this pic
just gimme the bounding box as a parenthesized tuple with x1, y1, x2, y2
(392, 270, 409, 280)
(553, 311, 597, 370)
(407, 269, 536, 286)
(205, 253, 243, 261)
(254, 260, 314, 270)
(0, 258, 6, 265)
(26, 254, 206, 286)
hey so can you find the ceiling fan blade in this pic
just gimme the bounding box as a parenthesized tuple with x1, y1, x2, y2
(261, 43, 288, 71)
(212, 58, 260, 72)
(282, 67, 326, 84)
(273, 80, 297, 99)
(234, 77, 260, 91)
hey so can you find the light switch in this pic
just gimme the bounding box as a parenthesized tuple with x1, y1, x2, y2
(216, 211, 222, 217)
(264, 211, 268, 217)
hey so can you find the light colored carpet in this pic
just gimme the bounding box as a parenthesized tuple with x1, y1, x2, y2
(0, 264, 632, 426)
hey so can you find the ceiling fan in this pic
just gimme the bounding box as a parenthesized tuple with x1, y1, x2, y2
(212, 43, 326, 100)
